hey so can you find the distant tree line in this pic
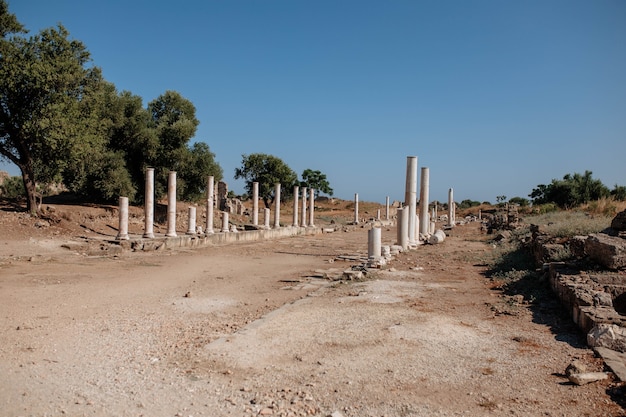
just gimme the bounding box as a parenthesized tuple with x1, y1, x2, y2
(529, 170, 625, 209)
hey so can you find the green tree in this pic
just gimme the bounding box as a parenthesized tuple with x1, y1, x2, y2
(104, 89, 158, 201)
(300, 169, 333, 198)
(234, 153, 298, 208)
(611, 185, 626, 201)
(147, 90, 200, 199)
(530, 171, 610, 208)
(508, 196, 529, 207)
(177, 142, 223, 202)
(0, 3, 102, 214)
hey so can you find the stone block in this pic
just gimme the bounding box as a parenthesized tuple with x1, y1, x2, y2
(586, 233, 626, 270)
(611, 210, 626, 232)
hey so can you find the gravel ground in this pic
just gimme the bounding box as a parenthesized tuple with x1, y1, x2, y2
(0, 211, 624, 417)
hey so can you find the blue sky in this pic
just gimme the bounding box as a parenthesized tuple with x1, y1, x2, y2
(4, 0, 625, 204)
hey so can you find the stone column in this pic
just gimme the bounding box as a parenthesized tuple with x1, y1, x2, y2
(293, 185, 299, 227)
(252, 182, 259, 226)
(478, 209, 482, 221)
(448, 188, 455, 228)
(406, 156, 418, 245)
(301, 187, 307, 227)
(309, 188, 315, 227)
(273, 183, 281, 229)
(419, 167, 430, 236)
(116, 196, 129, 240)
(368, 227, 382, 260)
(166, 171, 177, 237)
(397, 207, 409, 250)
(354, 193, 359, 224)
(264, 208, 271, 229)
(206, 176, 215, 234)
(385, 196, 390, 220)
(187, 206, 196, 235)
(376, 209, 381, 221)
(143, 167, 155, 238)
(221, 211, 229, 232)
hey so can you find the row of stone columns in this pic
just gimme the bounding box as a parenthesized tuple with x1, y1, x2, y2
(118, 170, 317, 240)
(394, 155, 456, 250)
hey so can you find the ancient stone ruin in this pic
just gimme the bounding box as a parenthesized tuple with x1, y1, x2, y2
(531, 209, 626, 379)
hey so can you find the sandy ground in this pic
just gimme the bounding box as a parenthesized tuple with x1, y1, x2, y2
(0, 205, 625, 417)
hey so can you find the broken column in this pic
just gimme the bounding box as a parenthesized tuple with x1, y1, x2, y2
(448, 188, 455, 228)
(273, 183, 281, 229)
(354, 193, 359, 224)
(419, 167, 430, 236)
(252, 181, 259, 226)
(206, 176, 215, 234)
(187, 206, 196, 235)
(166, 171, 177, 237)
(368, 227, 382, 260)
(309, 188, 315, 227)
(221, 211, 229, 232)
(293, 185, 299, 227)
(397, 207, 409, 250)
(406, 156, 418, 246)
(143, 167, 155, 238)
(116, 196, 129, 240)
(264, 208, 271, 229)
(301, 187, 307, 227)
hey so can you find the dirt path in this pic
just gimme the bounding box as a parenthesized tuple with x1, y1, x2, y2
(0, 223, 623, 416)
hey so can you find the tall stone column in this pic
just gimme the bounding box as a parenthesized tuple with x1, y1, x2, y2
(252, 182, 259, 226)
(354, 193, 359, 224)
(293, 185, 299, 227)
(419, 167, 430, 236)
(273, 183, 281, 229)
(448, 188, 455, 228)
(406, 156, 418, 245)
(206, 176, 214, 234)
(264, 208, 271, 229)
(385, 196, 390, 220)
(143, 168, 155, 238)
(221, 211, 229, 232)
(309, 188, 315, 227)
(166, 171, 177, 237)
(187, 206, 196, 235)
(116, 196, 129, 240)
(301, 187, 307, 227)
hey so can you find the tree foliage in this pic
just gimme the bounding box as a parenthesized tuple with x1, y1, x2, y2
(300, 169, 333, 198)
(234, 153, 298, 208)
(530, 171, 611, 208)
(508, 196, 529, 207)
(0, 1, 222, 207)
(0, 2, 103, 214)
(611, 185, 626, 202)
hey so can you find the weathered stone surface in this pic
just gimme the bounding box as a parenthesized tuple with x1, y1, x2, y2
(611, 210, 626, 231)
(428, 229, 446, 244)
(565, 360, 587, 377)
(343, 270, 363, 280)
(595, 346, 626, 381)
(569, 235, 587, 259)
(568, 372, 609, 385)
(586, 233, 626, 270)
(587, 323, 626, 353)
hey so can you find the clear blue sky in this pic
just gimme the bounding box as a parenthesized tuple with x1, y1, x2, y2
(4, 0, 625, 204)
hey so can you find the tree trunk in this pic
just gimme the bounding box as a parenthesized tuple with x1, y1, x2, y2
(19, 164, 40, 216)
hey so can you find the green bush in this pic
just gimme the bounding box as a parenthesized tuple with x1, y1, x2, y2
(0, 176, 24, 198)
